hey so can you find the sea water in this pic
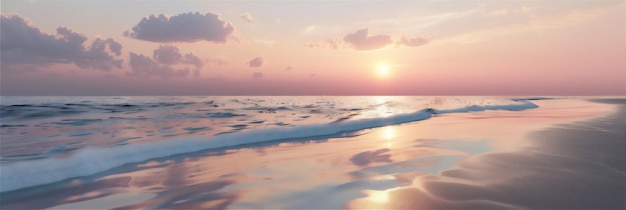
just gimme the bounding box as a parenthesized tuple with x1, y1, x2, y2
(0, 96, 539, 193)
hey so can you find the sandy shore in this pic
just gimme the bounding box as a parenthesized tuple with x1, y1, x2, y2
(1, 98, 623, 209)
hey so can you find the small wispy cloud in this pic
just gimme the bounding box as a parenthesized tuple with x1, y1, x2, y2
(205, 57, 230, 66)
(240, 13, 254, 22)
(343, 28, 392, 51)
(248, 57, 264, 68)
(440, 7, 613, 44)
(303, 25, 317, 33)
(252, 72, 264, 79)
(397, 36, 430, 47)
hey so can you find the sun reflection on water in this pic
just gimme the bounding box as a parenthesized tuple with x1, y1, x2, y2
(382, 126, 396, 148)
(383, 127, 395, 140)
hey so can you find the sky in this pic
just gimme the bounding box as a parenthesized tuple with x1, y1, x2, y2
(1, 0, 624, 96)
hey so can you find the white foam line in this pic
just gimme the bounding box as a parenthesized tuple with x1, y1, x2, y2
(0, 100, 538, 193)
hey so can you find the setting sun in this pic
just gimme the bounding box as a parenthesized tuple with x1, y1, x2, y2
(377, 64, 390, 78)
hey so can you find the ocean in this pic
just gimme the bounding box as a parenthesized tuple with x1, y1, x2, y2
(1, 96, 622, 209)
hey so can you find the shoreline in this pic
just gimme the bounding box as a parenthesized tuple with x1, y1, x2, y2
(350, 99, 625, 209)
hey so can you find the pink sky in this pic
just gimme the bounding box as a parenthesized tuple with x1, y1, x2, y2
(1, 0, 624, 95)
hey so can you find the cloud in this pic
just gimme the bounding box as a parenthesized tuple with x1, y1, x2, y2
(152, 45, 204, 68)
(248, 57, 263, 68)
(285, 65, 295, 71)
(127, 12, 235, 43)
(302, 38, 342, 49)
(397, 36, 430, 47)
(128, 45, 204, 78)
(153, 45, 181, 65)
(206, 57, 230, 66)
(305, 28, 425, 50)
(129, 52, 190, 78)
(252, 72, 264, 79)
(1, 14, 123, 72)
(303, 42, 322, 48)
(240, 13, 254, 22)
(182, 53, 203, 69)
(343, 28, 392, 51)
(326, 38, 341, 49)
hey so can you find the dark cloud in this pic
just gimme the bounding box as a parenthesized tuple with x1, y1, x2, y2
(343, 28, 392, 50)
(397, 36, 430, 47)
(128, 45, 204, 78)
(252, 72, 264, 79)
(240, 13, 254, 22)
(127, 12, 235, 43)
(248, 57, 263, 68)
(1, 14, 123, 72)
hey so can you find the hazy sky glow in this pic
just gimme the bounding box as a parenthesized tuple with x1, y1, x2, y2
(1, 0, 624, 96)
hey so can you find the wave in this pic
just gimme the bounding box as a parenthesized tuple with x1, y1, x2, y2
(0, 100, 538, 193)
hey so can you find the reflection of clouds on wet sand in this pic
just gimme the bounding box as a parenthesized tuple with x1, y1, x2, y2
(112, 180, 239, 209)
(350, 148, 392, 166)
(350, 104, 625, 209)
(1, 176, 133, 209)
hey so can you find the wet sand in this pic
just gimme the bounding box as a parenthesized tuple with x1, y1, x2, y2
(1, 98, 623, 209)
(350, 99, 625, 209)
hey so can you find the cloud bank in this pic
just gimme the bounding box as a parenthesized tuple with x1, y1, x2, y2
(1, 14, 123, 72)
(127, 12, 235, 43)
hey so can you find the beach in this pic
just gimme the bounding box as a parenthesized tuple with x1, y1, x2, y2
(0, 97, 624, 209)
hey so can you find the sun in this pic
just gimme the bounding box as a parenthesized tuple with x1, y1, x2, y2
(377, 64, 391, 78)
(365, 190, 389, 203)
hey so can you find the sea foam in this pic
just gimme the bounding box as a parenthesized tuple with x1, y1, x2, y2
(0, 100, 538, 193)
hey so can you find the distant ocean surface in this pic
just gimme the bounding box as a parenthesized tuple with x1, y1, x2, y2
(0, 96, 541, 192)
